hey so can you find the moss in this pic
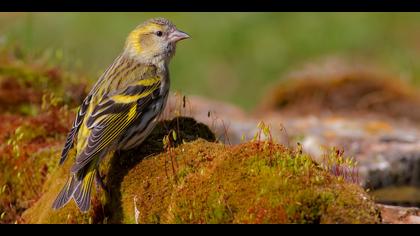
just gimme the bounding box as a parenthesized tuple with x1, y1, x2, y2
(0, 47, 91, 223)
(104, 116, 216, 223)
(21, 116, 380, 224)
(21, 116, 216, 224)
(21, 145, 109, 224)
(0, 45, 383, 224)
(114, 140, 380, 224)
(0, 106, 73, 223)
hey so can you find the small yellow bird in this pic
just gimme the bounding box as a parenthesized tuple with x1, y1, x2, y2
(52, 17, 190, 212)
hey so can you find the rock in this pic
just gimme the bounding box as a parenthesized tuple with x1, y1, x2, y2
(23, 135, 381, 223)
(18, 113, 381, 224)
(378, 204, 420, 224)
(111, 140, 380, 224)
(249, 60, 420, 196)
(266, 114, 420, 190)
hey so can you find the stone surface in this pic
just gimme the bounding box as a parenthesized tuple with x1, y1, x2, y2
(378, 204, 420, 224)
(261, 112, 420, 190)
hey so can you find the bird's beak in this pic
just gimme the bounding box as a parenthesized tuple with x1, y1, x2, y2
(168, 29, 190, 43)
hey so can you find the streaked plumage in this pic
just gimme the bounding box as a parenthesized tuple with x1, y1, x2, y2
(52, 17, 190, 212)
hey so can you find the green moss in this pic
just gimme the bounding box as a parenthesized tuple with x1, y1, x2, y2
(115, 140, 380, 224)
(21, 116, 379, 224)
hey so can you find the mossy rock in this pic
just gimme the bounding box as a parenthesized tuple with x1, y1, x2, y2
(23, 117, 380, 223)
(21, 116, 216, 223)
(19, 149, 96, 224)
(114, 141, 380, 224)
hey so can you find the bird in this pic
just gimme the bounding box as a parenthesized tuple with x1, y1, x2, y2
(52, 17, 190, 212)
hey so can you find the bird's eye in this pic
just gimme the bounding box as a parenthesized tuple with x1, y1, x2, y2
(156, 31, 163, 37)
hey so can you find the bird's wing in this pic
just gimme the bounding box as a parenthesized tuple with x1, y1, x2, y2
(59, 94, 93, 165)
(71, 76, 162, 173)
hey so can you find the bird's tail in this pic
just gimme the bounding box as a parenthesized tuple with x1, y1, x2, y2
(52, 168, 97, 213)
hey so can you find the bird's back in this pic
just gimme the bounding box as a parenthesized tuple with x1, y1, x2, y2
(75, 56, 163, 154)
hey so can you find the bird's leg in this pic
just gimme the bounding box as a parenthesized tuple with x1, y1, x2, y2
(95, 170, 108, 194)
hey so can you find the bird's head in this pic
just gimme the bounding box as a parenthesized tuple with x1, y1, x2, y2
(125, 17, 190, 64)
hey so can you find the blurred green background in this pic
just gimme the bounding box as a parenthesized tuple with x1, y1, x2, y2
(1, 12, 420, 110)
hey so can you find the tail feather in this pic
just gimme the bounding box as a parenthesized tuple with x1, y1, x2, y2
(52, 169, 97, 212)
(73, 169, 96, 212)
(52, 175, 78, 210)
